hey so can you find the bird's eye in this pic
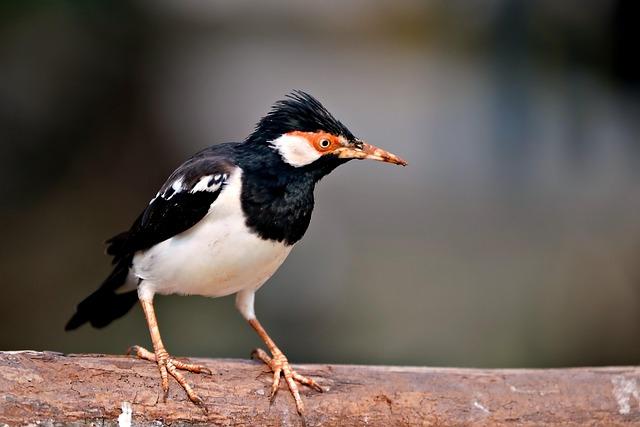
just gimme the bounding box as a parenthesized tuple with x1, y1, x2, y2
(319, 139, 331, 149)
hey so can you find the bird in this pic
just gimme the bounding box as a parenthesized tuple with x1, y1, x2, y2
(65, 90, 406, 415)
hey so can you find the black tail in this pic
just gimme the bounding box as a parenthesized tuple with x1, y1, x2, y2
(65, 258, 139, 330)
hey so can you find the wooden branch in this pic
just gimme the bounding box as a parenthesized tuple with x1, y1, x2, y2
(1, 351, 639, 426)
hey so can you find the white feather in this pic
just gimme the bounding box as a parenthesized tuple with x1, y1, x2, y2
(171, 177, 183, 191)
(161, 177, 184, 200)
(270, 134, 320, 167)
(189, 175, 224, 194)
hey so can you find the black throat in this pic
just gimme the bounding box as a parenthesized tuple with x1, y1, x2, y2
(234, 142, 347, 245)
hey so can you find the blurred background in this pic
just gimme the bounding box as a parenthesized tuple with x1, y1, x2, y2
(1, 0, 639, 368)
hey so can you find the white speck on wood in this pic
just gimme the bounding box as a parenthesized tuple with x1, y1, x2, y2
(611, 375, 640, 415)
(118, 401, 132, 427)
(473, 400, 490, 414)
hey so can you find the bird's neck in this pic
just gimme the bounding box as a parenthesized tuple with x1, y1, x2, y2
(235, 144, 324, 245)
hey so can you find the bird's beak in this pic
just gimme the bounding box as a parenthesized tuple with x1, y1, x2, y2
(335, 140, 407, 166)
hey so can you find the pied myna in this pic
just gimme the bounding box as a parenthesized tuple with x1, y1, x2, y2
(66, 90, 406, 415)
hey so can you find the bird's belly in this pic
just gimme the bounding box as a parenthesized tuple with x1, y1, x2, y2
(132, 213, 292, 298)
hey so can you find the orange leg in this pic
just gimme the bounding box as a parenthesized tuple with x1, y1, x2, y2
(128, 299, 211, 406)
(248, 318, 323, 415)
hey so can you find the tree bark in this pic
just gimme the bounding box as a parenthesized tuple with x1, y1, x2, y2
(1, 351, 639, 426)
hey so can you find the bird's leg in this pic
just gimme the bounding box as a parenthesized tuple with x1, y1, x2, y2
(128, 298, 211, 406)
(248, 317, 323, 415)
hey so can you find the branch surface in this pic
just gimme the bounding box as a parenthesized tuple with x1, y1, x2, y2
(1, 351, 639, 426)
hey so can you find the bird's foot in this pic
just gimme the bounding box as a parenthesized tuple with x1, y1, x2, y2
(251, 347, 323, 415)
(128, 345, 211, 407)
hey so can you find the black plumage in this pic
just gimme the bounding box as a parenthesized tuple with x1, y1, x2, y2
(64, 261, 138, 330)
(236, 144, 345, 245)
(246, 90, 356, 144)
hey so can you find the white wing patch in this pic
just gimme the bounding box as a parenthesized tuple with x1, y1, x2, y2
(160, 177, 184, 201)
(191, 175, 213, 193)
(149, 173, 230, 204)
(190, 173, 228, 194)
(171, 177, 184, 192)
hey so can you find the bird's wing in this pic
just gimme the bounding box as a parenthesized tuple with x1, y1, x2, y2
(106, 154, 237, 264)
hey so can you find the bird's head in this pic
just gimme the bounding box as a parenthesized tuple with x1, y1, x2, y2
(246, 91, 406, 174)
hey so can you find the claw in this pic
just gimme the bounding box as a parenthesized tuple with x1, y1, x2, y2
(252, 347, 322, 416)
(172, 359, 213, 375)
(293, 371, 324, 393)
(270, 368, 282, 401)
(247, 318, 322, 417)
(129, 344, 209, 406)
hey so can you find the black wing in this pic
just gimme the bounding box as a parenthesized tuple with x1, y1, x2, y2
(106, 153, 236, 265)
(66, 149, 238, 331)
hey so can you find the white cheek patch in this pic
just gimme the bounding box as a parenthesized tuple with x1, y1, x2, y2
(270, 134, 321, 167)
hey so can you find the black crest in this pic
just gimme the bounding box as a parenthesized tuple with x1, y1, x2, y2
(246, 90, 356, 144)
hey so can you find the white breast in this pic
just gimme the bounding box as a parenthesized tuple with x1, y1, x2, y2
(132, 170, 292, 299)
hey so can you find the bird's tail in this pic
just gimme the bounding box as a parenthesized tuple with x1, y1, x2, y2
(65, 258, 139, 330)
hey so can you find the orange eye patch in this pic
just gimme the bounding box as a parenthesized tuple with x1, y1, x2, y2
(287, 131, 341, 153)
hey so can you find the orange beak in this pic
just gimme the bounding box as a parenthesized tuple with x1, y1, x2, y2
(335, 140, 407, 166)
